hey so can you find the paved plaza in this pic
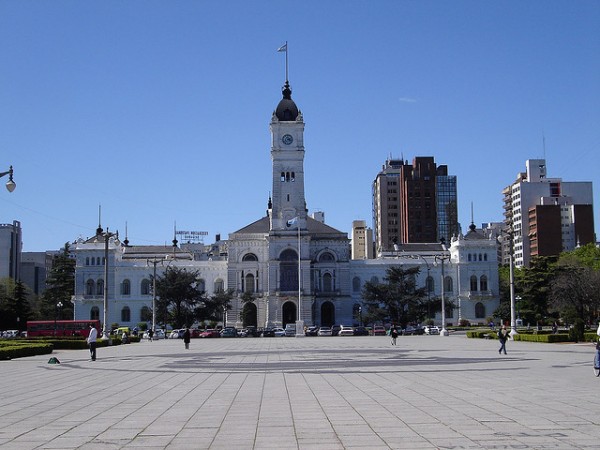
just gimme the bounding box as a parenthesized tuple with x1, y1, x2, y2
(1, 333, 599, 449)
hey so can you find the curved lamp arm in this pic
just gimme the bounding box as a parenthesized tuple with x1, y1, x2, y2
(0, 166, 15, 192)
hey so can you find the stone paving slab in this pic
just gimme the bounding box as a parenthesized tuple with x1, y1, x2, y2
(1, 334, 599, 449)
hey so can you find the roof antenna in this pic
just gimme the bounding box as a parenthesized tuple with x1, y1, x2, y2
(123, 221, 129, 247)
(172, 221, 178, 248)
(469, 201, 476, 232)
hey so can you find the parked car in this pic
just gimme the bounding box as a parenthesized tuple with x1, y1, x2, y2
(305, 326, 319, 336)
(338, 326, 354, 336)
(169, 329, 183, 339)
(142, 329, 165, 340)
(318, 326, 332, 336)
(262, 328, 276, 337)
(199, 329, 220, 338)
(221, 327, 237, 337)
(353, 326, 369, 336)
(423, 325, 440, 335)
(284, 324, 296, 337)
(402, 325, 424, 336)
(372, 326, 387, 336)
(245, 326, 261, 337)
(272, 327, 286, 337)
(331, 325, 341, 336)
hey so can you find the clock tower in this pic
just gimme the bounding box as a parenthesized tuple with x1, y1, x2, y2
(269, 81, 307, 231)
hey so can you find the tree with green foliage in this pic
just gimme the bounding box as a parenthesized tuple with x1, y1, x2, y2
(0, 279, 34, 331)
(201, 289, 234, 324)
(518, 256, 559, 326)
(41, 243, 75, 320)
(362, 266, 431, 327)
(154, 266, 205, 328)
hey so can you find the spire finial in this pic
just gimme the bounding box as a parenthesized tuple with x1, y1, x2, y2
(96, 204, 103, 235)
(172, 221, 178, 248)
(123, 221, 129, 246)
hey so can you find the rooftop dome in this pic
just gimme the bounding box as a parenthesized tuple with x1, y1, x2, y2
(275, 81, 299, 121)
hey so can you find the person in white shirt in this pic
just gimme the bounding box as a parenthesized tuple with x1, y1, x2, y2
(87, 324, 98, 361)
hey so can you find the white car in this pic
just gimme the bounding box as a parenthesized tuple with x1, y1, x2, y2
(423, 325, 440, 335)
(272, 327, 286, 337)
(338, 326, 355, 336)
(318, 326, 332, 336)
(143, 329, 166, 340)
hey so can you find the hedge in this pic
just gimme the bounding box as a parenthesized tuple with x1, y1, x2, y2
(0, 343, 54, 360)
(467, 328, 599, 343)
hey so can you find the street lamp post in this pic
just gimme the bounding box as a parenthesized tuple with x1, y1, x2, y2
(147, 256, 168, 335)
(102, 229, 116, 339)
(54, 301, 63, 336)
(359, 306, 362, 327)
(0, 166, 16, 192)
(434, 244, 451, 337)
(500, 227, 519, 338)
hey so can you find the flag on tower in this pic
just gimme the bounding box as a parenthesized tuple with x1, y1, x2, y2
(277, 43, 287, 52)
(287, 216, 299, 227)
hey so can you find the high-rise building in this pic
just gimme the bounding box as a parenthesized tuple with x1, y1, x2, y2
(351, 220, 373, 260)
(0, 220, 22, 280)
(373, 157, 458, 252)
(502, 159, 594, 267)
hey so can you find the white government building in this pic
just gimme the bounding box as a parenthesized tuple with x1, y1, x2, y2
(71, 80, 500, 330)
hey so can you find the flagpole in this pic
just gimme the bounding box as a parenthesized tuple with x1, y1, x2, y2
(285, 40, 288, 82)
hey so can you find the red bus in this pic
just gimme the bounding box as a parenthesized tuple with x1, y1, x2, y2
(26, 320, 101, 338)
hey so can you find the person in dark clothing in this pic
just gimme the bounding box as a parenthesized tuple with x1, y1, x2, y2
(183, 327, 191, 350)
(390, 325, 399, 345)
(498, 325, 508, 355)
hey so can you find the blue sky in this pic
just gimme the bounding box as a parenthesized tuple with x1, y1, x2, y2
(1, 1, 598, 252)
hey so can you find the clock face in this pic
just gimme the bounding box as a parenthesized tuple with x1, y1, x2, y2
(282, 134, 293, 145)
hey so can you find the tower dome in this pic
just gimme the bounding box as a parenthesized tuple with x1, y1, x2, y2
(275, 81, 299, 121)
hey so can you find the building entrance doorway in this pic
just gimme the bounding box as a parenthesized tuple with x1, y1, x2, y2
(282, 301, 296, 328)
(321, 301, 335, 327)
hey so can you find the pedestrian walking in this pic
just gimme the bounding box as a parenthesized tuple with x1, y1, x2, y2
(183, 327, 191, 350)
(498, 325, 508, 355)
(87, 323, 98, 361)
(390, 325, 399, 346)
(148, 329, 154, 342)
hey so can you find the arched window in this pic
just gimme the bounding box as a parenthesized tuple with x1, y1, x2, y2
(468, 254, 472, 262)
(197, 279, 206, 293)
(245, 273, 255, 293)
(478, 254, 483, 261)
(214, 279, 224, 293)
(140, 306, 152, 322)
(279, 249, 298, 292)
(90, 306, 100, 321)
(352, 276, 361, 292)
(484, 253, 488, 261)
(475, 302, 486, 318)
(141, 279, 151, 295)
(121, 306, 131, 322)
(242, 253, 258, 262)
(470, 275, 478, 291)
(121, 279, 131, 296)
(480, 275, 488, 291)
(444, 276, 453, 292)
(96, 279, 104, 295)
(319, 252, 335, 262)
(322, 273, 333, 292)
(86, 257, 90, 266)
(426, 276, 435, 294)
(86, 279, 95, 296)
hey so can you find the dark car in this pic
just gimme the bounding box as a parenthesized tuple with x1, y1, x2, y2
(262, 328, 276, 337)
(245, 326, 261, 337)
(402, 325, 425, 336)
(331, 325, 341, 336)
(353, 326, 369, 336)
(221, 327, 237, 337)
(305, 326, 319, 336)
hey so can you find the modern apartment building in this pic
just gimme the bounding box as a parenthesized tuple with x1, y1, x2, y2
(373, 157, 458, 252)
(502, 159, 595, 267)
(351, 220, 374, 260)
(0, 220, 22, 280)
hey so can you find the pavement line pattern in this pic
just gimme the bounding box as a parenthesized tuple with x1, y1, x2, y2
(1, 334, 599, 449)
